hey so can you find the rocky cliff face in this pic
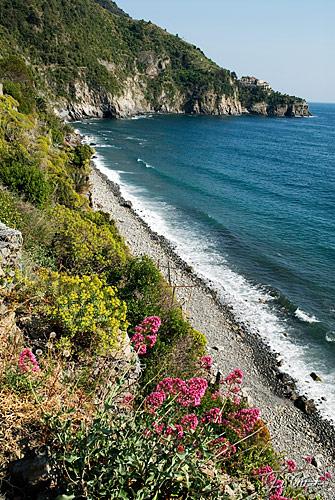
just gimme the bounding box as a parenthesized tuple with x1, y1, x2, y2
(247, 100, 310, 118)
(0, 0, 310, 120)
(63, 83, 307, 120)
(62, 78, 242, 120)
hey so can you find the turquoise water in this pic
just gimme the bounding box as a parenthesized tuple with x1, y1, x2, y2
(77, 103, 335, 421)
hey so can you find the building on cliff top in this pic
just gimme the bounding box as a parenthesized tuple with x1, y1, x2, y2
(240, 76, 271, 91)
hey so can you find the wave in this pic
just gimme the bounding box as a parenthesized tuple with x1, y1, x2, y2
(104, 175, 335, 423)
(130, 114, 151, 120)
(80, 124, 335, 426)
(295, 308, 320, 324)
(126, 136, 147, 142)
(326, 332, 335, 343)
(137, 158, 155, 169)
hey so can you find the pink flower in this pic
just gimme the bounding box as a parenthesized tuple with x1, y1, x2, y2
(285, 459, 297, 473)
(273, 479, 284, 496)
(137, 344, 147, 355)
(152, 421, 165, 434)
(181, 414, 199, 431)
(18, 348, 40, 373)
(145, 391, 166, 413)
(255, 465, 276, 485)
(132, 317, 161, 354)
(156, 377, 208, 407)
(146, 334, 157, 348)
(174, 424, 184, 439)
(200, 355, 213, 370)
(121, 393, 134, 406)
(319, 471, 332, 481)
(303, 455, 313, 464)
(224, 368, 243, 385)
(202, 407, 223, 424)
(230, 407, 260, 435)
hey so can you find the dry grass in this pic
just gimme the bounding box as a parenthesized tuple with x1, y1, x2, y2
(0, 302, 138, 478)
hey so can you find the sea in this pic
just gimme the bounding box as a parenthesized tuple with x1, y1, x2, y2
(76, 103, 335, 423)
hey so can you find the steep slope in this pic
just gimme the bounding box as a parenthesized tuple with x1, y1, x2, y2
(0, 0, 309, 118)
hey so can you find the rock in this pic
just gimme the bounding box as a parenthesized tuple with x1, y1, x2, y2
(8, 454, 50, 488)
(311, 454, 324, 468)
(211, 345, 224, 352)
(241, 388, 253, 406)
(310, 372, 323, 382)
(294, 396, 317, 415)
(277, 372, 296, 389)
(121, 200, 132, 209)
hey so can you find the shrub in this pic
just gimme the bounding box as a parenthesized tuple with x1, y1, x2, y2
(0, 188, 22, 228)
(46, 371, 289, 500)
(0, 161, 51, 207)
(50, 205, 128, 275)
(67, 144, 93, 193)
(27, 271, 128, 353)
(118, 255, 167, 326)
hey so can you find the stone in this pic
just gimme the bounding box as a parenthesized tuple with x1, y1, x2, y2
(311, 454, 324, 468)
(121, 200, 132, 209)
(310, 372, 322, 382)
(294, 396, 317, 415)
(8, 454, 50, 487)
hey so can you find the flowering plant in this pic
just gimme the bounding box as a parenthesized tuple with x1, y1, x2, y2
(131, 316, 161, 355)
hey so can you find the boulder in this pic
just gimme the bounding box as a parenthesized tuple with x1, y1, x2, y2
(294, 396, 317, 415)
(310, 372, 322, 382)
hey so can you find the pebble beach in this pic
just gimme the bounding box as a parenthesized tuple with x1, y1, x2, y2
(90, 163, 335, 496)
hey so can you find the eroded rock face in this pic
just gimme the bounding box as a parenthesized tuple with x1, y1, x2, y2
(0, 223, 23, 280)
(59, 75, 309, 120)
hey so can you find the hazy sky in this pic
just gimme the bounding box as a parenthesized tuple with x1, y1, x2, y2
(117, 0, 334, 103)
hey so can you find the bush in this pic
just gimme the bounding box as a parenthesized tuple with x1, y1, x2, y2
(46, 371, 287, 500)
(118, 256, 167, 326)
(0, 188, 22, 228)
(67, 144, 93, 193)
(50, 205, 128, 275)
(0, 161, 51, 207)
(27, 271, 128, 353)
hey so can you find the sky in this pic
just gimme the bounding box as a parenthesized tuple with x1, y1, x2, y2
(117, 0, 334, 103)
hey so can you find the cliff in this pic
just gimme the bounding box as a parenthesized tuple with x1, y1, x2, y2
(0, 0, 309, 119)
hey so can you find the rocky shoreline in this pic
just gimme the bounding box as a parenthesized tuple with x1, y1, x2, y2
(89, 162, 335, 495)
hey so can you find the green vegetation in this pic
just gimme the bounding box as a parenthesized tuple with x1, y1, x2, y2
(0, 2, 315, 497)
(0, 0, 306, 116)
(0, 77, 323, 499)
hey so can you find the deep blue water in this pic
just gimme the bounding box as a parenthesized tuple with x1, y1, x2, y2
(77, 103, 335, 421)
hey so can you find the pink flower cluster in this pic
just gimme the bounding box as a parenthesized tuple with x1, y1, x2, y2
(285, 459, 297, 473)
(255, 465, 292, 500)
(180, 413, 199, 431)
(319, 471, 332, 482)
(230, 407, 261, 435)
(145, 391, 166, 414)
(225, 368, 243, 384)
(155, 377, 208, 407)
(18, 348, 40, 373)
(131, 316, 161, 355)
(199, 355, 213, 370)
(202, 407, 223, 424)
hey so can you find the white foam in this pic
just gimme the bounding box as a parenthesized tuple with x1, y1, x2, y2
(137, 158, 155, 169)
(295, 308, 320, 324)
(130, 114, 150, 120)
(89, 135, 335, 425)
(126, 136, 147, 142)
(326, 332, 335, 343)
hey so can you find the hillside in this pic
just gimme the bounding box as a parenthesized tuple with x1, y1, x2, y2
(0, 0, 310, 118)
